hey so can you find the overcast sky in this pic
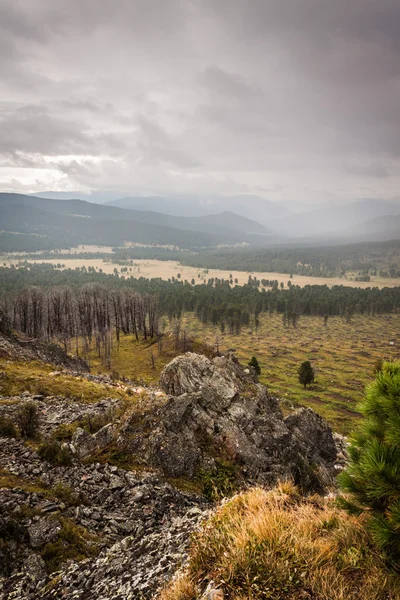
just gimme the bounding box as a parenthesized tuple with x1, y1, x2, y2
(1, 0, 400, 206)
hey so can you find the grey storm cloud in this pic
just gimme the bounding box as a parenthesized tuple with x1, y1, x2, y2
(1, 0, 400, 204)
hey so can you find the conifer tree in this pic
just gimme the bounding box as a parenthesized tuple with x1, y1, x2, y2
(248, 356, 261, 375)
(298, 361, 314, 388)
(339, 362, 400, 558)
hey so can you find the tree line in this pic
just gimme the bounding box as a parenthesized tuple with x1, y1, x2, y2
(0, 283, 158, 367)
(0, 265, 399, 338)
(179, 239, 400, 278)
(8, 239, 400, 280)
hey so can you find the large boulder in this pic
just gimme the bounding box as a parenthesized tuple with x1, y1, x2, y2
(124, 353, 339, 490)
(71, 423, 116, 458)
(28, 517, 61, 549)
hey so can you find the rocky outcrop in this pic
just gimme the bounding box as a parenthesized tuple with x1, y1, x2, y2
(0, 436, 207, 599)
(125, 353, 340, 489)
(0, 351, 344, 599)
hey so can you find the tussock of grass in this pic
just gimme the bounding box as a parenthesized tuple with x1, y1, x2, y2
(0, 468, 47, 494)
(160, 483, 400, 600)
(38, 437, 73, 466)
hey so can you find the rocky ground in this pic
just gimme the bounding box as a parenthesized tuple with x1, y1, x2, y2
(0, 334, 346, 600)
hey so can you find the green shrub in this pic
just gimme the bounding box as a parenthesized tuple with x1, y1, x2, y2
(38, 438, 73, 466)
(0, 415, 18, 437)
(15, 402, 40, 439)
(40, 518, 98, 573)
(53, 422, 79, 442)
(80, 412, 112, 434)
(52, 483, 85, 507)
(339, 361, 400, 559)
(199, 461, 239, 501)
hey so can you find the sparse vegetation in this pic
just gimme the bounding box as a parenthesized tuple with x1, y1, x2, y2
(198, 461, 239, 501)
(52, 483, 86, 507)
(38, 437, 73, 466)
(0, 359, 132, 403)
(40, 517, 100, 574)
(0, 414, 18, 437)
(15, 402, 40, 439)
(79, 411, 114, 434)
(160, 483, 400, 600)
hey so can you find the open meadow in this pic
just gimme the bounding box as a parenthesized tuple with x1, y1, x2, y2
(3, 255, 400, 289)
(82, 312, 400, 435)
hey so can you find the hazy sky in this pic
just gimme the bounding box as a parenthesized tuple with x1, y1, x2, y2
(1, 0, 400, 205)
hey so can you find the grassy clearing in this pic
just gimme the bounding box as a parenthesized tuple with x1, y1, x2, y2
(86, 333, 212, 385)
(72, 313, 400, 435)
(181, 313, 400, 434)
(6, 256, 400, 288)
(0, 359, 132, 403)
(160, 483, 400, 600)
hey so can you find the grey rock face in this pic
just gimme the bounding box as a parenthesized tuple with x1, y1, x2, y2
(160, 352, 214, 396)
(71, 427, 98, 458)
(128, 353, 339, 487)
(285, 407, 338, 463)
(71, 423, 116, 458)
(28, 517, 61, 548)
(23, 554, 47, 584)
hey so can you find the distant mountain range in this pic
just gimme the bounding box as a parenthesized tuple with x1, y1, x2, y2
(265, 198, 400, 241)
(2, 192, 400, 250)
(33, 191, 292, 221)
(0, 193, 268, 250)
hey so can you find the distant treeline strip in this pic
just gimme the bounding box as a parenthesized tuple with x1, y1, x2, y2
(0, 266, 399, 335)
(7, 238, 400, 278)
(178, 240, 400, 278)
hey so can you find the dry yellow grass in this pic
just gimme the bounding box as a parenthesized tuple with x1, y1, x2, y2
(4, 256, 400, 289)
(160, 483, 400, 600)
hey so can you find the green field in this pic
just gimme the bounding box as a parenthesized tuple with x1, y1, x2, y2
(3, 312, 398, 436)
(182, 313, 400, 434)
(85, 313, 400, 435)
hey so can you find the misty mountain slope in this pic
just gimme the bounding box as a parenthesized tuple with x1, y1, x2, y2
(31, 191, 122, 203)
(268, 198, 400, 238)
(102, 208, 268, 235)
(108, 194, 291, 222)
(0, 201, 234, 249)
(349, 214, 400, 241)
(0, 193, 265, 241)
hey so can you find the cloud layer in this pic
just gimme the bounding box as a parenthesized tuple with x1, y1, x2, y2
(1, 0, 400, 205)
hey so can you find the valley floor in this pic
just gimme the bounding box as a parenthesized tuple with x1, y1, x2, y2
(82, 313, 400, 435)
(3, 255, 400, 289)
